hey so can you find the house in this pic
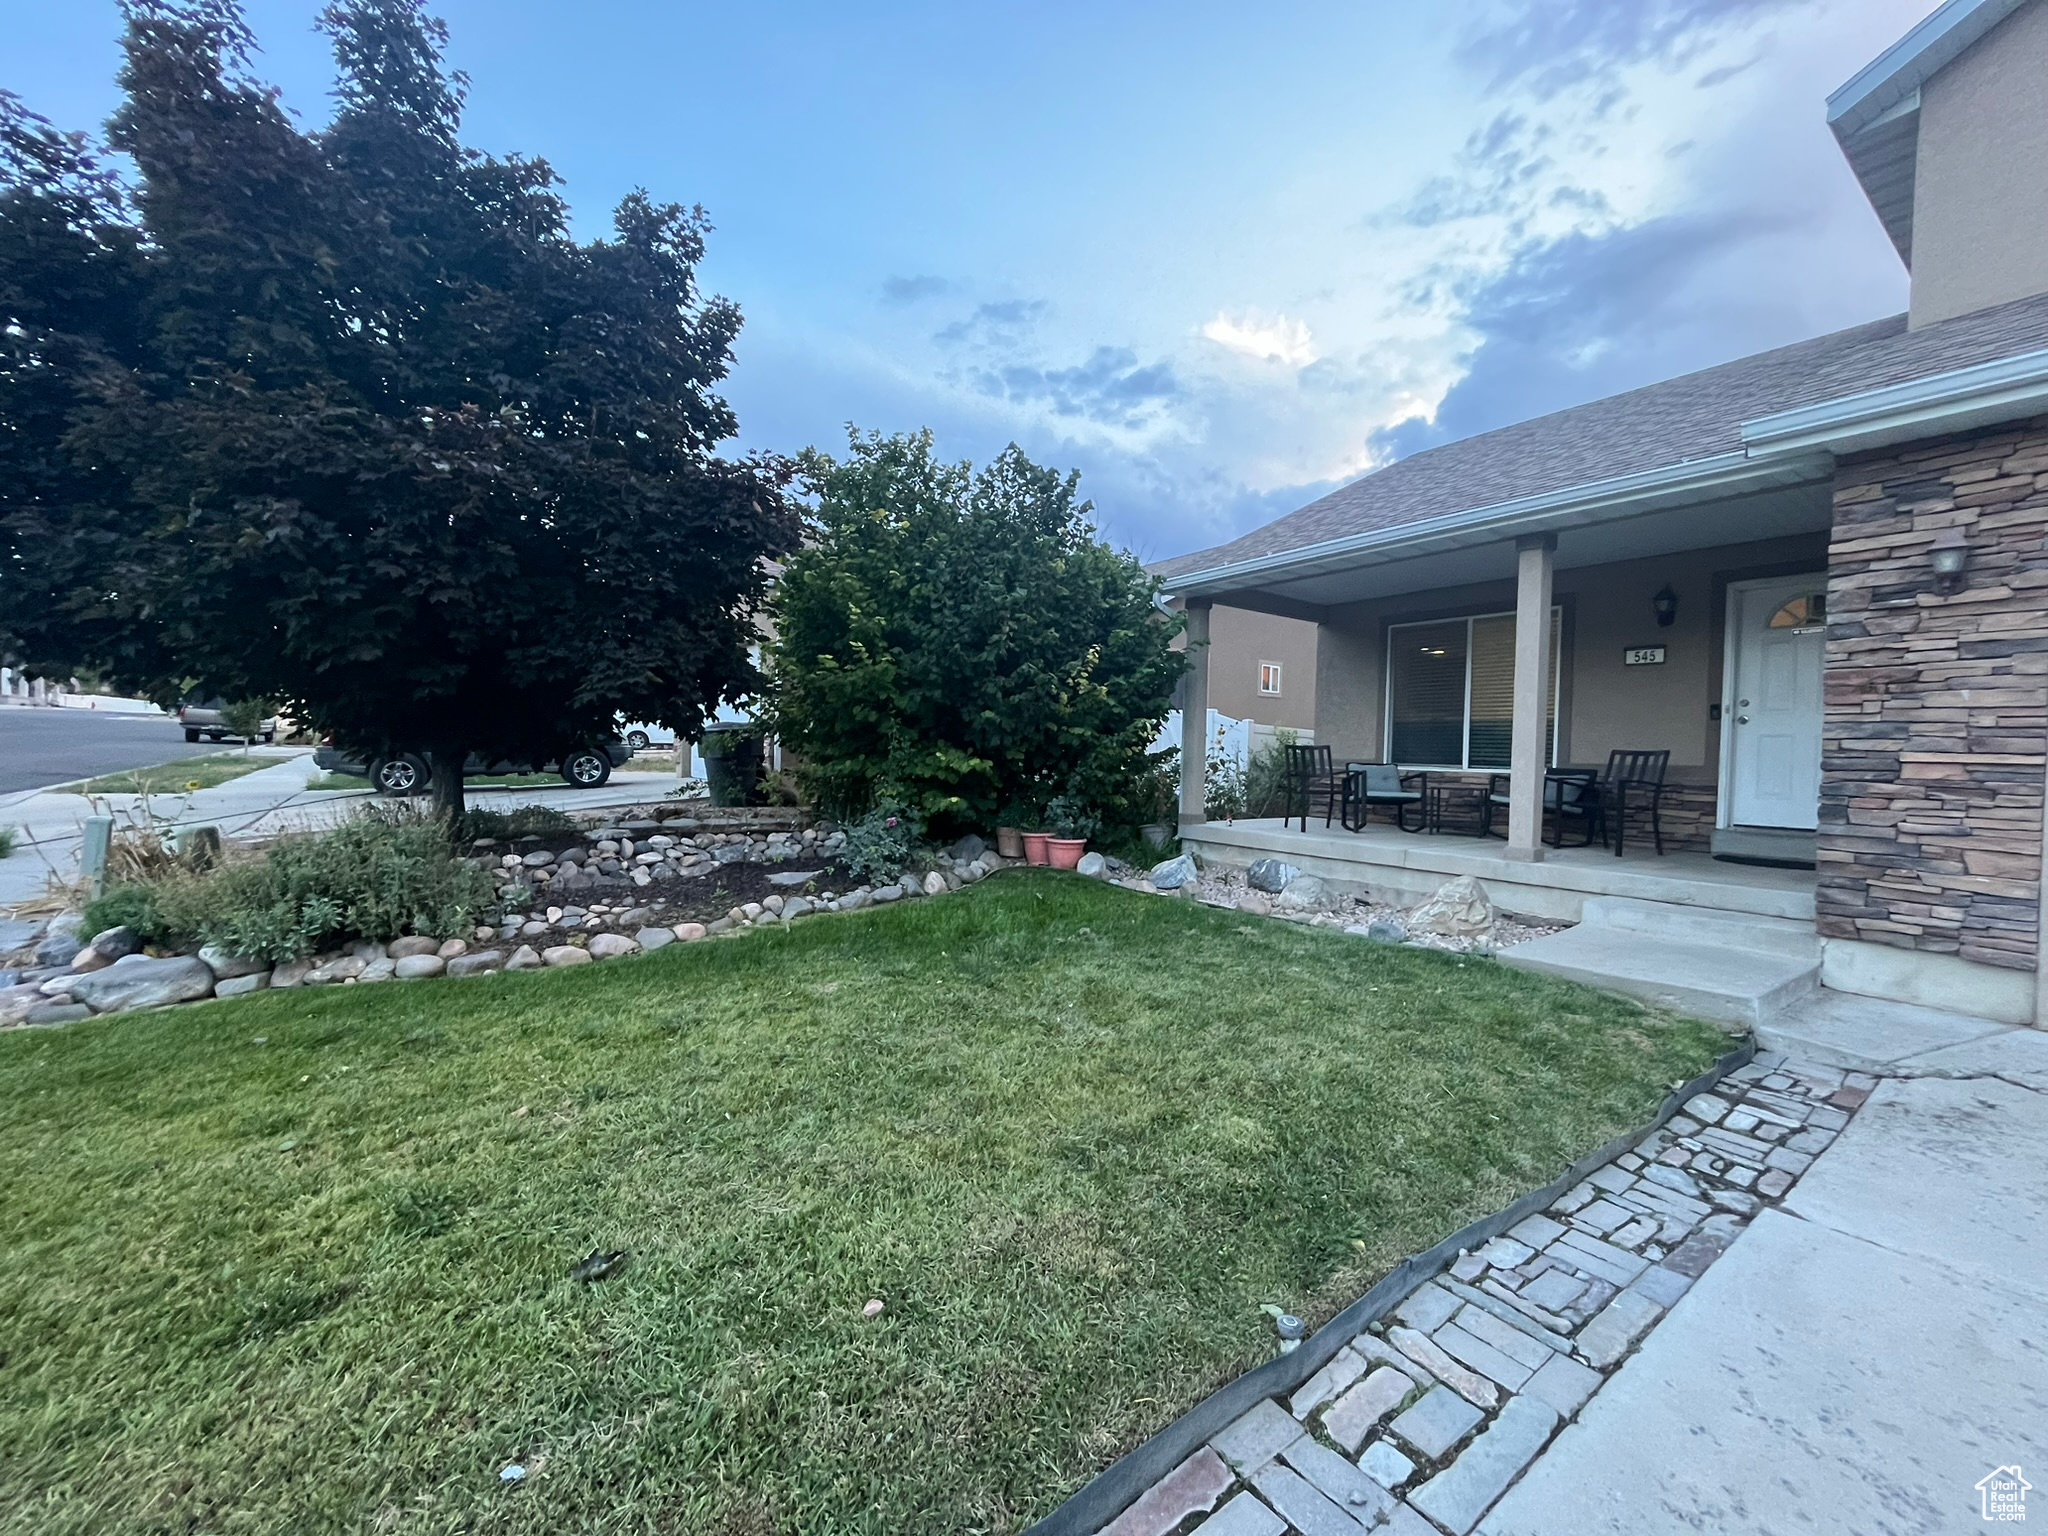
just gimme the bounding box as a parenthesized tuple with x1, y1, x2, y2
(1155, 0, 2048, 1027)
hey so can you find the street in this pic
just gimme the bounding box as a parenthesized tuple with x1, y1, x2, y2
(0, 707, 219, 794)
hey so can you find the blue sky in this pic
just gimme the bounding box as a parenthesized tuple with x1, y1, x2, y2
(3, 0, 1931, 561)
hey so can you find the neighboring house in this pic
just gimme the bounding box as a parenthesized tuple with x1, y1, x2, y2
(1163, 600, 1318, 733)
(1155, 0, 2048, 1027)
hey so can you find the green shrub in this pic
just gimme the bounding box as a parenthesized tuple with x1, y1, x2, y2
(80, 882, 171, 944)
(1044, 795, 1100, 841)
(0, 824, 15, 859)
(83, 807, 498, 964)
(840, 804, 922, 886)
(455, 804, 579, 842)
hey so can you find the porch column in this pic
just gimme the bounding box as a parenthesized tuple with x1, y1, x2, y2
(1179, 599, 1211, 827)
(1505, 533, 1556, 862)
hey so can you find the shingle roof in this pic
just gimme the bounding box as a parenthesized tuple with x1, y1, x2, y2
(1153, 290, 2048, 581)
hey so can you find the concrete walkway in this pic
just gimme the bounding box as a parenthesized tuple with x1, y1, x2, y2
(1479, 1028, 2048, 1535)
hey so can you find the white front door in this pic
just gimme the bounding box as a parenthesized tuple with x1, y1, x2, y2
(1725, 575, 1826, 829)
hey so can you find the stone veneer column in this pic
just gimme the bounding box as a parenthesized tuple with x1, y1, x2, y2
(1179, 600, 1211, 827)
(1819, 414, 2048, 996)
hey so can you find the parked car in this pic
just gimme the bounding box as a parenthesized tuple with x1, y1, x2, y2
(178, 698, 278, 744)
(312, 740, 631, 796)
(618, 720, 678, 752)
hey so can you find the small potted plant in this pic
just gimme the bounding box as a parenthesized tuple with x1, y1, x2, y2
(1044, 795, 1098, 870)
(993, 799, 1030, 861)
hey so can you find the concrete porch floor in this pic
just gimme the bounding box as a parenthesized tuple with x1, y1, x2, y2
(1181, 818, 1815, 924)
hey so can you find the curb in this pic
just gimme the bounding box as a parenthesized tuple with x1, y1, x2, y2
(1021, 1035, 1757, 1536)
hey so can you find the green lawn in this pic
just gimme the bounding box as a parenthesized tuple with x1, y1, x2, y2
(0, 873, 1725, 1535)
(63, 753, 268, 796)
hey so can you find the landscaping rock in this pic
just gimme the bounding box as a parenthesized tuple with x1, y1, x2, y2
(198, 944, 267, 980)
(70, 955, 216, 1014)
(766, 869, 823, 888)
(214, 972, 270, 998)
(436, 938, 467, 959)
(616, 906, 658, 928)
(359, 958, 397, 983)
(542, 945, 591, 967)
(1363, 918, 1408, 944)
(782, 896, 813, 921)
(1274, 874, 1331, 911)
(922, 871, 947, 896)
(388, 936, 441, 959)
(68, 945, 113, 973)
(447, 951, 504, 978)
(34, 928, 84, 969)
(635, 926, 674, 951)
(270, 957, 315, 989)
(587, 934, 639, 959)
(1408, 875, 1496, 938)
(675, 922, 708, 941)
(1247, 858, 1299, 894)
(1076, 851, 1107, 878)
(871, 885, 902, 904)
(306, 955, 367, 986)
(506, 945, 543, 970)
(1150, 853, 1198, 890)
(27, 1001, 93, 1026)
(394, 954, 445, 980)
(90, 925, 143, 961)
(948, 834, 987, 862)
(1, 983, 47, 1026)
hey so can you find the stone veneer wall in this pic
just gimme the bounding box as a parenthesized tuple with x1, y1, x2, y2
(1820, 414, 2048, 972)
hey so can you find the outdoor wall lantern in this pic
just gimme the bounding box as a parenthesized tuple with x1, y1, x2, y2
(1652, 584, 1679, 628)
(1930, 529, 1970, 595)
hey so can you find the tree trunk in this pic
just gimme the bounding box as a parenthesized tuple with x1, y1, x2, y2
(428, 749, 467, 827)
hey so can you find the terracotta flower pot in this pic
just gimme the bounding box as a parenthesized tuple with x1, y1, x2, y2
(1047, 837, 1087, 870)
(1022, 831, 1052, 866)
(996, 826, 1025, 859)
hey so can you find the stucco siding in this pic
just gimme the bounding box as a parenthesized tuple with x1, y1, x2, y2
(1180, 604, 1318, 729)
(1908, 0, 2048, 328)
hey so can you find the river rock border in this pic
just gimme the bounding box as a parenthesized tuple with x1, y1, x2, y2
(0, 829, 1038, 1028)
(1024, 1046, 1873, 1536)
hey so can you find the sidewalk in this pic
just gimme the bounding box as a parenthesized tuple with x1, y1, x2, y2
(1479, 1027, 2047, 1534)
(0, 753, 685, 915)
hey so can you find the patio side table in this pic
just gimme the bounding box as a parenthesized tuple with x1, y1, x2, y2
(1426, 782, 1490, 836)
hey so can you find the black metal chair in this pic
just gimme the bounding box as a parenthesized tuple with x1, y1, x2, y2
(1342, 762, 1427, 832)
(1599, 749, 1670, 857)
(1282, 742, 1344, 831)
(1482, 770, 1601, 846)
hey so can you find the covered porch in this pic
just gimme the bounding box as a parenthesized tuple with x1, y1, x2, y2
(1171, 454, 1840, 906)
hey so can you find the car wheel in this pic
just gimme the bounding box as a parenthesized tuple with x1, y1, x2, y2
(207, 733, 223, 742)
(370, 754, 429, 796)
(184, 728, 199, 743)
(561, 748, 612, 788)
(261, 731, 276, 744)
(626, 730, 650, 752)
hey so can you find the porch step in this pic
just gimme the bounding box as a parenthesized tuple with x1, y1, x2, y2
(1710, 826, 1816, 866)
(1500, 898, 1820, 1026)
(1575, 896, 1820, 959)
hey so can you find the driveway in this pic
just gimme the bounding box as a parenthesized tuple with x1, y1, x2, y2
(0, 705, 212, 794)
(1479, 1022, 2048, 1535)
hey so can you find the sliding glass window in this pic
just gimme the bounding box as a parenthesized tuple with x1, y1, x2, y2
(1385, 609, 1560, 769)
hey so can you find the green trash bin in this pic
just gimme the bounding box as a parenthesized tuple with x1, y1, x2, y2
(699, 724, 765, 807)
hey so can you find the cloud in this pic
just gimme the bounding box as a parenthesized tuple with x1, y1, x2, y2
(975, 345, 1181, 430)
(1457, 0, 1801, 99)
(1201, 309, 1319, 367)
(934, 297, 1048, 345)
(880, 274, 950, 304)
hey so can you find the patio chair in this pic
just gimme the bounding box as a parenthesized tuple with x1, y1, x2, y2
(1341, 762, 1427, 832)
(1598, 748, 1671, 857)
(1481, 769, 1601, 846)
(1281, 742, 1344, 832)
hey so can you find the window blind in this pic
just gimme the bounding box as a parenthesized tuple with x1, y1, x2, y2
(1387, 610, 1559, 769)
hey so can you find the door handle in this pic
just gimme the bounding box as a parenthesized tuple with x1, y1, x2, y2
(1736, 715, 1750, 724)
